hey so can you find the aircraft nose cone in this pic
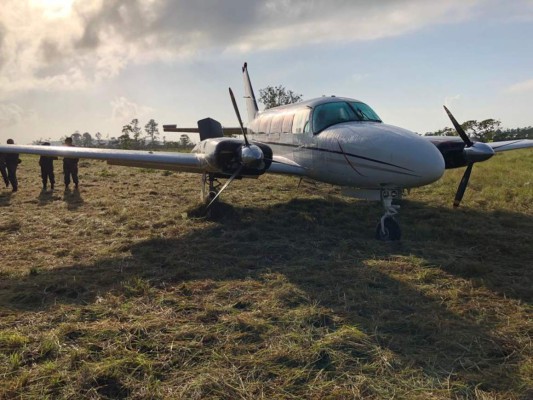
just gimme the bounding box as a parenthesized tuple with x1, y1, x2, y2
(376, 124, 445, 186)
(409, 137, 445, 185)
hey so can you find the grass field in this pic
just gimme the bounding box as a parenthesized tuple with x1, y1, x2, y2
(0, 151, 532, 399)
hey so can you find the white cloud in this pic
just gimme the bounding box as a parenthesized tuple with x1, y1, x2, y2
(506, 78, 533, 93)
(110, 97, 154, 123)
(0, 0, 489, 95)
(0, 103, 24, 127)
(444, 95, 462, 108)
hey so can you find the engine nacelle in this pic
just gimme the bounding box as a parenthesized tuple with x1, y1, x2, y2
(433, 139, 494, 169)
(193, 137, 272, 176)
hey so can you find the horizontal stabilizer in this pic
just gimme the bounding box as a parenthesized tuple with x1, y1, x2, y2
(163, 122, 241, 137)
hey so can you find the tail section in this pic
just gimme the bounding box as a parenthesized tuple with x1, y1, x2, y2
(242, 62, 259, 123)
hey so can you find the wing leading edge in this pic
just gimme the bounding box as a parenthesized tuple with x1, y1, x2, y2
(0, 145, 207, 174)
(485, 139, 533, 152)
(426, 136, 533, 152)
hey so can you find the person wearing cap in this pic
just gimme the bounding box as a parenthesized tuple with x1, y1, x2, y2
(5, 139, 21, 192)
(39, 142, 58, 191)
(63, 137, 79, 190)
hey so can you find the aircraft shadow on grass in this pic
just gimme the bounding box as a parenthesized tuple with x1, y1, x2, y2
(1, 198, 531, 392)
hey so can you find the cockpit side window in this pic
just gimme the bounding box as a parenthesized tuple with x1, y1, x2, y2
(312, 101, 382, 133)
(348, 102, 382, 122)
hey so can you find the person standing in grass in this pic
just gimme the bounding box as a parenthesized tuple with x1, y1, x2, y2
(5, 139, 21, 192)
(39, 142, 57, 191)
(63, 137, 79, 190)
(0, 152, 8, 188)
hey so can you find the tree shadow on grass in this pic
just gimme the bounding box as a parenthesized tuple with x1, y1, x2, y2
(0, 197, 531, 394)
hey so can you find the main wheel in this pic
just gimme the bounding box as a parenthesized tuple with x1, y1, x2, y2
(375, 217, 401, 241)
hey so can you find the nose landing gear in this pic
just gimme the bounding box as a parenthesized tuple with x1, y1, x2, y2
(375, 189, 401, 241)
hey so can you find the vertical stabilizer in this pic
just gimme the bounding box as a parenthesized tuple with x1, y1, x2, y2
(242, 62, 259, 122)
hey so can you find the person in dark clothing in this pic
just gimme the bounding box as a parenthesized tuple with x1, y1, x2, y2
(39, 142, 58, 191)
(5, 139, 21, 192)
(0, 153, 8, 188)
(63, 137, 79, 190)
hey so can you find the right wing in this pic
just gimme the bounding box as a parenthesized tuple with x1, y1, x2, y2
(485, 139, 533, 152)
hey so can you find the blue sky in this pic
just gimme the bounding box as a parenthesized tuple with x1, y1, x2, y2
(1, 0, 532, 144)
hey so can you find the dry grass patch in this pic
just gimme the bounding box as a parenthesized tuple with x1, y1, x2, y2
(0, 151, 532, 399)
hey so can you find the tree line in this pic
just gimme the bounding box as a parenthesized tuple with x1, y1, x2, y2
(424, 119, 533, 142)
(34, 118, 195, 150)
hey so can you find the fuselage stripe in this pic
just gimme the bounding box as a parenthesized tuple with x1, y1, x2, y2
(255, 141, 415, 172)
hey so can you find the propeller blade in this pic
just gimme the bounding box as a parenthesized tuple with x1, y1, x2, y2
(206, 165, 243, 209)
(453, 163, 473, 208)
(229, 87, 249, 146)
(443, 106, 473, 147)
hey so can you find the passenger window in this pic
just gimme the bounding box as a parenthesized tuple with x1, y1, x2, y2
(270, 114, 284, 133)
(258, 116, 272, 134)
(292, 108, 311, 133)
(282, 113, 294, 133)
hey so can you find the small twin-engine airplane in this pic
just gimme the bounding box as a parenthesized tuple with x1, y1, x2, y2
(1, 63, 531, 240)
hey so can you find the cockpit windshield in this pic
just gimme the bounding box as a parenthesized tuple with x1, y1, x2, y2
(312, 101, 382, 133)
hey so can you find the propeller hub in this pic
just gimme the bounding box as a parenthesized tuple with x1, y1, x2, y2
(464, 142, 495, 163)
(240, 144, 264, 168)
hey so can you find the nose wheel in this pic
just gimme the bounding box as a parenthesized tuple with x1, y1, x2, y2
(375, 189, 401, 241)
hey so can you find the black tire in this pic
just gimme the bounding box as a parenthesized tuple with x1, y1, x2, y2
(375, 217, 401, 241)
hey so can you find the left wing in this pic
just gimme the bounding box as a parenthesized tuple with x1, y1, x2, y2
(0, 145, 207, 174)
(0, 141, 307, 178)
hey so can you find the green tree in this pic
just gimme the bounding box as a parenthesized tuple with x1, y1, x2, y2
(82, 132, 93, 147)
(424, 127, 455, 136)
(425, 118, 502, 142)
(475, 119, 501, 142)
(258, 85, 303, 109)
(95, 132, 103, 146)
(494, 126, 533, 141)
(144, 119, 159, 149)
(118, 124, 132, 149)
(130, 118, 144, 149)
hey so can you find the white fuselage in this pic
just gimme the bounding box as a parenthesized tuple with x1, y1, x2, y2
(249, 107, 445, 190)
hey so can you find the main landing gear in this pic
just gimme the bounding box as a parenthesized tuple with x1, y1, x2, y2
(197, 173, 234, 220)
(201, 173, 220, 204)
(375, 189, 401, 241)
